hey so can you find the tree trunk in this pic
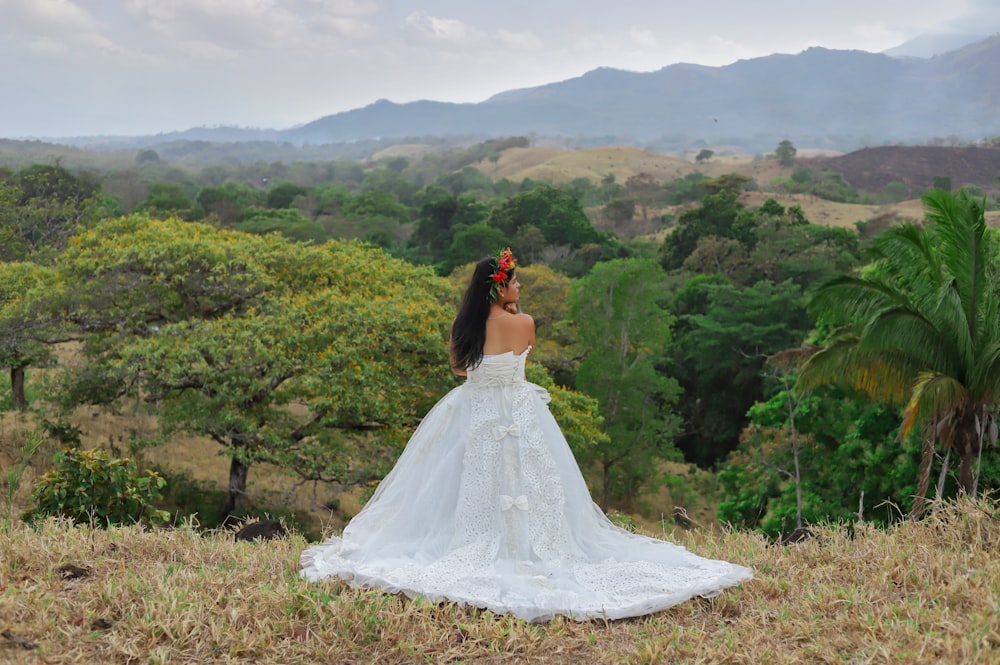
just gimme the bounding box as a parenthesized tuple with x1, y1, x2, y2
(957, 438, 974, 496)
(601, 461, 611, 513)
(221, 455, 250, 524)
(910, 434, 935, 518)
(934, 448, 951, 505)
(10, 366, 26, 412)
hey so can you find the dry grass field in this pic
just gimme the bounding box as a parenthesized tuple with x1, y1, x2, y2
(477, 145, 1000, 233)
(2, 498, 998, 664)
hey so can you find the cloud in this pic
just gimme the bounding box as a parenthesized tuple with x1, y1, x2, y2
(943, 0, 1000, 33)
(404, 11, 486, 47)
(496, 28, 543, 52)
(125, 0, 306, 51)
(628, 28, 659, 51)
(0, 0, 121, 56)
(124, 0, 379, 58)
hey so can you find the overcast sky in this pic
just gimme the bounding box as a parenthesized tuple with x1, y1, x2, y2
(0, 0, 996, 138)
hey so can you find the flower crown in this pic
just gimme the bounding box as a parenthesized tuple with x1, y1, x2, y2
(487, 247, 517, 302)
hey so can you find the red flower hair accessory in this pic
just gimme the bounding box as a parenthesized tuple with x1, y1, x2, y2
(487, 247, 518, 302)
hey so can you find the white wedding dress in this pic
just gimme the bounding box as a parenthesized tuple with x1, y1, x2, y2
(300, 348, 752, 621)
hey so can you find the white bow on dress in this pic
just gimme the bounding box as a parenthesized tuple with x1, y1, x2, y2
(499, 494, 529, 511)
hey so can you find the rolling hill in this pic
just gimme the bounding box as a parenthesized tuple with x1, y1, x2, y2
(283, 36, 1000, 153)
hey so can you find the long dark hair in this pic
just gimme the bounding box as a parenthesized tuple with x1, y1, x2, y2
(451, 257, 512, 371)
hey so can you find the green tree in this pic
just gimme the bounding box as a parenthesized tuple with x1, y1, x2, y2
(776, 140, 797, 166)
(569, 258, 681, 510)
(409, 188, 489, 269)
(488, 185, 601, 248)
(446, 223, 507, 273)
(802, 189, 1000, 514)
(135, 149, 161, 165)
(624, 173, 658, 221)
(138, 183, 194, 218)
(659, 190, 747, 271)
(717, 383, 919, 536)
(932, 176, 952, 193)
(602, 198, 636, 230)
(695, 149, 714, 163)
(701, 173, 752, 195)
(236, 207, 328, 244)
(0, 166, 105, 260)
(0, 262, 60, 410)
(266, 181, 309, 209)
(196, 181, 266, 226)
(669, 277, 813, 466)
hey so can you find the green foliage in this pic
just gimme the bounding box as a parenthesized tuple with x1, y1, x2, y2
(435, 167, 495, 197)
(488, 185, 602, 248)
(266, 181, 309, 209)
(524, 363, 609, 463)
(701, 173, 753, 195)
(717, 386, 920, 536)
(409, 188, 489, 270)
(881, 181, 910, 203)
(196, 181, 266, 225)
(659, 190, 746, 270)
(803, 189, 1000, 512)
(669, 277, 813, 466)
(138, 182, 195, 218)
(3, 431, 43, 533)
(50, 215, 455, 518)
(783, 168, 859, 203)
(0, 261, 60, 410)
(932, 176, 952, 192)
(135, 149, 160, 165)
(236, 206, 327, 243)
(661, 172, 709, 205)
(0, 165, 107, 259)
(446, 222, 507, 272)
(23, 448, 170, 527)
(775, 140, 797, 166)
(569, 258, 682, 509)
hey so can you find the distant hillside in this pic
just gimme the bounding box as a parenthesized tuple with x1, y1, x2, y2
(883, 32, 990, 58)
(811, 146, 1000, 190)
(282, 36, 1000, 153)
(477, 146, 694, 183)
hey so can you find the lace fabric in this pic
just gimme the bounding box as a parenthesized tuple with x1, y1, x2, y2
(300, 347, 752, 622)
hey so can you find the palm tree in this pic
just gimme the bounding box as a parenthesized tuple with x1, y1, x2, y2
(800, 189, 1000, 516)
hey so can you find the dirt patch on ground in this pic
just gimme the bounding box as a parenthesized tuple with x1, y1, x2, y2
(806, 145, 1000, 191)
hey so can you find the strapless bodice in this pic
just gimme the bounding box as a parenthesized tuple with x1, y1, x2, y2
(465, 347, 531, 386)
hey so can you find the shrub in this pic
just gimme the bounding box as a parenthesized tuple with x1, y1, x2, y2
(23, 448, 170, 527)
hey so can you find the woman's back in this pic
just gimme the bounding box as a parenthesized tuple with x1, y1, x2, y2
(482, 310, 534, 357)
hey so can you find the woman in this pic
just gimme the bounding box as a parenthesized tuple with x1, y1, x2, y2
(300, 248, 751, 622)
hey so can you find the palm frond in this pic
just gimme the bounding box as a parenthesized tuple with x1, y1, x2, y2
(900, 371, 968, 439)
(808, 274, 914, 324)
(870, 222, 942, 285)
(923, 189, 990, 342)
(799, 335, 912, 405)
(861, 307, 960, 378)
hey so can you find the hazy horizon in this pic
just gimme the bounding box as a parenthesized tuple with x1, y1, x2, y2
(1, 0, 997, 139)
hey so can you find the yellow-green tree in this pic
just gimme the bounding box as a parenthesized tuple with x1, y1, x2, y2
(53, 215, 454, 519)
(0, 261, 60, 410)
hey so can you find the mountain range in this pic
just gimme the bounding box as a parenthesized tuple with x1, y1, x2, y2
(59, 35, 1000, 155)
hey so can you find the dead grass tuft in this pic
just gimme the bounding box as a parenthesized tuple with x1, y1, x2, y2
(2, 498, 999, 663)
